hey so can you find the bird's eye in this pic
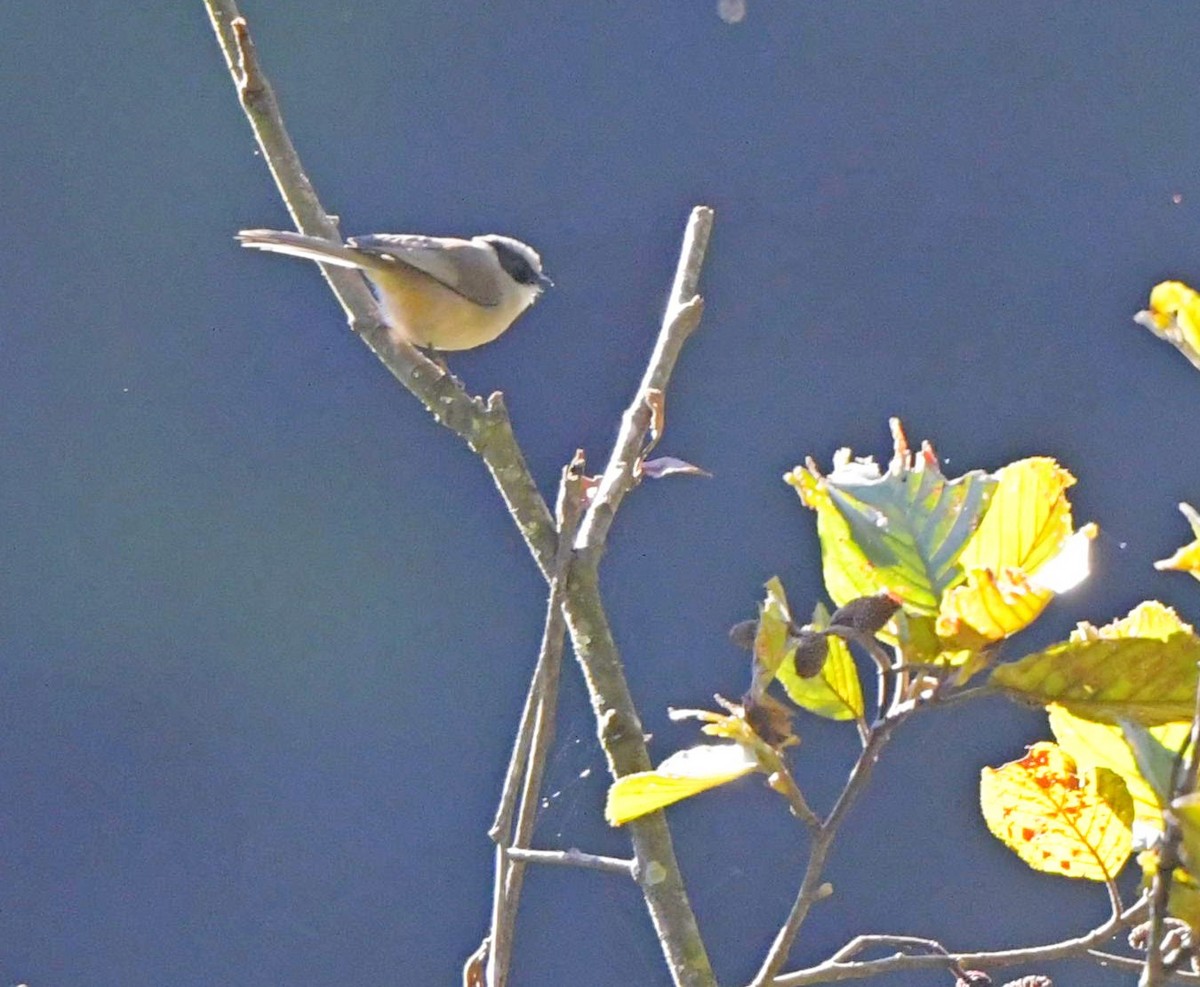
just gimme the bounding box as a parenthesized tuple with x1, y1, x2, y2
(489, 240, 542, 286)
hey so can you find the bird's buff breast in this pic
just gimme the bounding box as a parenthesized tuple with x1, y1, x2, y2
(366, 265, 528, 352)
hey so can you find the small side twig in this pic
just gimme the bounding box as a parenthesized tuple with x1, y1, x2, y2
(1092, 949, 1200, 981)
(503, 847, 637, 878)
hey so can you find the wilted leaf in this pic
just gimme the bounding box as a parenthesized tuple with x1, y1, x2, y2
(750, 577, 798, 690)
(1134, 280, 1200, 372)
(787, 423, 995, 615)
(742, 690, 797, 748)
(980, 742, 1133, 881)
(728, 619, 758, 651)
(990, 632, 1200, 726)
(605, 744, 760, 825)
(640, 456, 713, 479)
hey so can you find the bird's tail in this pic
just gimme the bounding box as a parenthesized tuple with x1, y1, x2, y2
(236, 229, 379, 270)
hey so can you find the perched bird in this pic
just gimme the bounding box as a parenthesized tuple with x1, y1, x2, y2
(237, 229, 550, 351)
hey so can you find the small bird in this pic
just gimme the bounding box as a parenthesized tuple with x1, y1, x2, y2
(237, 229, 550, 352)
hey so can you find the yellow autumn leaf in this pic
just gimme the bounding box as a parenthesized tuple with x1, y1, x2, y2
(939, 458, 1093, 644)
(959, 457, 1076, 575)
(1156, 503, 1200, 581)
(1135, 280, 1200, 372)
(1070, 599, 1194, 642)
(752, 577, 797, 686)
(980, 742, 1133, 881)
(605, 744, 760, 826)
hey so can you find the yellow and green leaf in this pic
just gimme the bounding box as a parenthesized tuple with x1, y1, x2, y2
(786, 424, 996, 616)
(1049, 705, 1189, 829)
(989, 629, 1200, 726)
(776, 603, 864, 721)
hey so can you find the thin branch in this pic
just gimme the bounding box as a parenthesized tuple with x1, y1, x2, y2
(487, 456, 586, 987)
(751, 715, 905, 987)
(773, 897, 1149, 986)
(574, 208, 713, 553)
(503, 847, 637, 878)
(1091, 950, 1200, 981)
(557, 207, 719, 987)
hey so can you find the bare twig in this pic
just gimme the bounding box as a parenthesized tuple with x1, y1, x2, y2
(487, 456, 587, 987)
(503, 847, 637, 878)
(1092, 949, 1200, 981)
(574, 208, 713, 553)
(751, 714, 906, 987)
(773, 897, 1149, 986)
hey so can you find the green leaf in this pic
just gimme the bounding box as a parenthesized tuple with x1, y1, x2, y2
(991, 634, 1200, 726)
(1120, 719, 1185, 810)
(1175, 792, 1200, 878)
(787, 426, 995, 615)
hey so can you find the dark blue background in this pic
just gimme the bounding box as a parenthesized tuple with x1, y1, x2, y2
(3, 3, 1199, 985)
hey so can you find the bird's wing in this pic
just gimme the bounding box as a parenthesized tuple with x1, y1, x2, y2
(347, 235, 503, 307)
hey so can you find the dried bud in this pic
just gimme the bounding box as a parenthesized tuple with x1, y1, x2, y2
(828, 592, 901, 636)
(742, 690, 796, 748)
(728, 619, 758, 651)
(954, 971, 991, 987)
(1129, 921, 1151, 951)
(790, 630, 829, 678)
